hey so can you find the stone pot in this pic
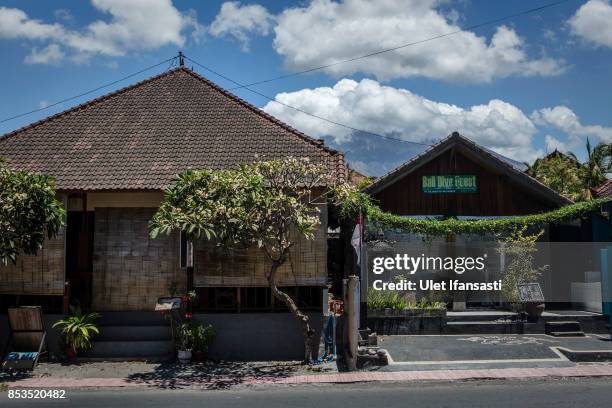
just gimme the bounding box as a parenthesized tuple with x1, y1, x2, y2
(177, 349, 192, 364)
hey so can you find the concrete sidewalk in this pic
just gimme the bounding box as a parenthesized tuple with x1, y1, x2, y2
(6, 364, 612, 388)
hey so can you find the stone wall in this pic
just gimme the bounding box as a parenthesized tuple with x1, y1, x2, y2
(0, 231, 65, 295)
(192, 313, 323, 360)
(92, 208, 186, 311)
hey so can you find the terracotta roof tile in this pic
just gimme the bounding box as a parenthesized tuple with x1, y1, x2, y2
(593, 179, 612, 197)
(0, 67, 346, 190)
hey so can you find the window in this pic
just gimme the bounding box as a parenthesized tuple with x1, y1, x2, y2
(179, 231, 193, 268)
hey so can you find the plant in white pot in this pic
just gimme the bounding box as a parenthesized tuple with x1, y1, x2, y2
(176, 322, 193, 364)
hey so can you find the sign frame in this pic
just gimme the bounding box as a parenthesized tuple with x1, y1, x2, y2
(422, 175, 477, 194)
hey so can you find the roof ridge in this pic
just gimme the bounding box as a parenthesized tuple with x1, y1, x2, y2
(366, 131, 571, 205)
(0, 68, 183, 143)
(455, 133, 573, 203)
(365, 133, 452, 191)
(0, 66, 346, 174)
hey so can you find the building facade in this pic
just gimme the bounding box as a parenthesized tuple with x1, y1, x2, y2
(0, 67, 347, 359)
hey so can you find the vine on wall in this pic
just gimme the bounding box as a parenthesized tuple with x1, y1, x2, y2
(334, 183, 609, 237)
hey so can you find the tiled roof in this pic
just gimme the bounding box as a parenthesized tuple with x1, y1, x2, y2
(592, 179, 612, 197)
(0, 67, 346, 191)
(365, 132, 572, 206)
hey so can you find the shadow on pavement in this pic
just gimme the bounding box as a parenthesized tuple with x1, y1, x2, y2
(125, 361, 298, 390)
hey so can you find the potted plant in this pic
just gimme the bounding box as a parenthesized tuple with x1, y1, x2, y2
(52, 305, 101, 358)
(176, 322, 193, 364)
(498, 228, 548, 321)
(191, 323, 215, 362)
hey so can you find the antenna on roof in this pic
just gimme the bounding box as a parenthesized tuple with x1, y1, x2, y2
(178, 51, 184, 67)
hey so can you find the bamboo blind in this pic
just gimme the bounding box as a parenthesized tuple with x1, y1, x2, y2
(0, 229, 65, 295)
(91, 208, 186, 311)
(193, 204, 328, 287)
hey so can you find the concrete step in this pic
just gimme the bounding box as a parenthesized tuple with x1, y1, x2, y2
(545, 321, 582, 335)
(549, 331, 586, 337)
(95, 325, 172, 342)
(446, 313, 516, 322)
(96, 312, 170, 327)
(444, 321, 525, 334)
(83, 340, 174, 358)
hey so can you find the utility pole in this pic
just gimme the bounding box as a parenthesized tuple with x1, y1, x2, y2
(178, 51, 184, 67)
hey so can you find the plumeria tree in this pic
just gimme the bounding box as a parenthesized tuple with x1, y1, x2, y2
(0, 159, 65, 265)
(150, 158, 333, 363)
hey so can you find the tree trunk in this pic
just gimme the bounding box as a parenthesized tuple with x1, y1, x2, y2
(268, 258, 316, 364)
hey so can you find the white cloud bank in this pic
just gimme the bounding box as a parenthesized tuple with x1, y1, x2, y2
(263, 78, 543, 162)
(569, 0, 612, 49)
(271, 0, 564, 83)
(209, 2, 274, 51)
(532, 106, 612, 155)
(0, 0, 204, 64)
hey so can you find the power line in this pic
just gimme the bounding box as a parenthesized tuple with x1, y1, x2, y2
(184, 55, 432, 148)
(0, 56, 177, 124)
(227, 0, 574, 91)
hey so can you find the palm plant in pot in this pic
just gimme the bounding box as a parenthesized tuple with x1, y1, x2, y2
(52, 305, 101, 358)
(191, 323, 215, 363)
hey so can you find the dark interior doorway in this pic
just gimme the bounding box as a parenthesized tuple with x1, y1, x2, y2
(65, 211, 95, 310)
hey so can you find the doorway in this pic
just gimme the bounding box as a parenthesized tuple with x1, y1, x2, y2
(65, 211, 95, 310)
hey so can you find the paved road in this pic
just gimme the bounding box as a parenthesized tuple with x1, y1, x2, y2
(2, 378, 612, 407)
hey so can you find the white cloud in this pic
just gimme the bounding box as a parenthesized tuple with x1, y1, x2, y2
(0, 7, 65, 40)
(263, 78, 543, 162)
(544, 135, 573, 154)
(39, 100, 49, 109)
(531, 105, 612, 143)
(54, 9, 73, 22)
(209, 2, 274, 51)
(24, 44, 64, 65)
(272, 0, 564, 83)
(569, 0, 612, 48)
(0, 1, 204, 64)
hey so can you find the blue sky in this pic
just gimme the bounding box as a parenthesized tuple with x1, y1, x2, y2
(1, 0, 612, 176)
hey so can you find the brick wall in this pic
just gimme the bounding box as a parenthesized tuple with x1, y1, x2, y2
(92, 208, 186, 311)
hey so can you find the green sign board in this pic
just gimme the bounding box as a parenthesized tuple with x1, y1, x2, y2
(422, 175, 477, 193)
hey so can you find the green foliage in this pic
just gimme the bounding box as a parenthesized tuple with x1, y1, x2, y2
(52, 305, 100, 352)
(367, 290, 445, 310)
(584, 139, 612, 192)
(356, 177, 375, 190)
(150, 157, 330, 260)
(527, 140, 612, 201)
(335, 182, 608, 237)
(175, 322, 193, 351)
(367, 290, 407, 310)
(191, 323, 216, 352)
(0, 159, 65, 265)
(411, 298, 447, 309)
(498, 227, 548, 303)
(527, 151, 586, 201)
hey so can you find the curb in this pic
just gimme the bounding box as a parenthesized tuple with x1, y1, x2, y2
(7, 365, 612, 388)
